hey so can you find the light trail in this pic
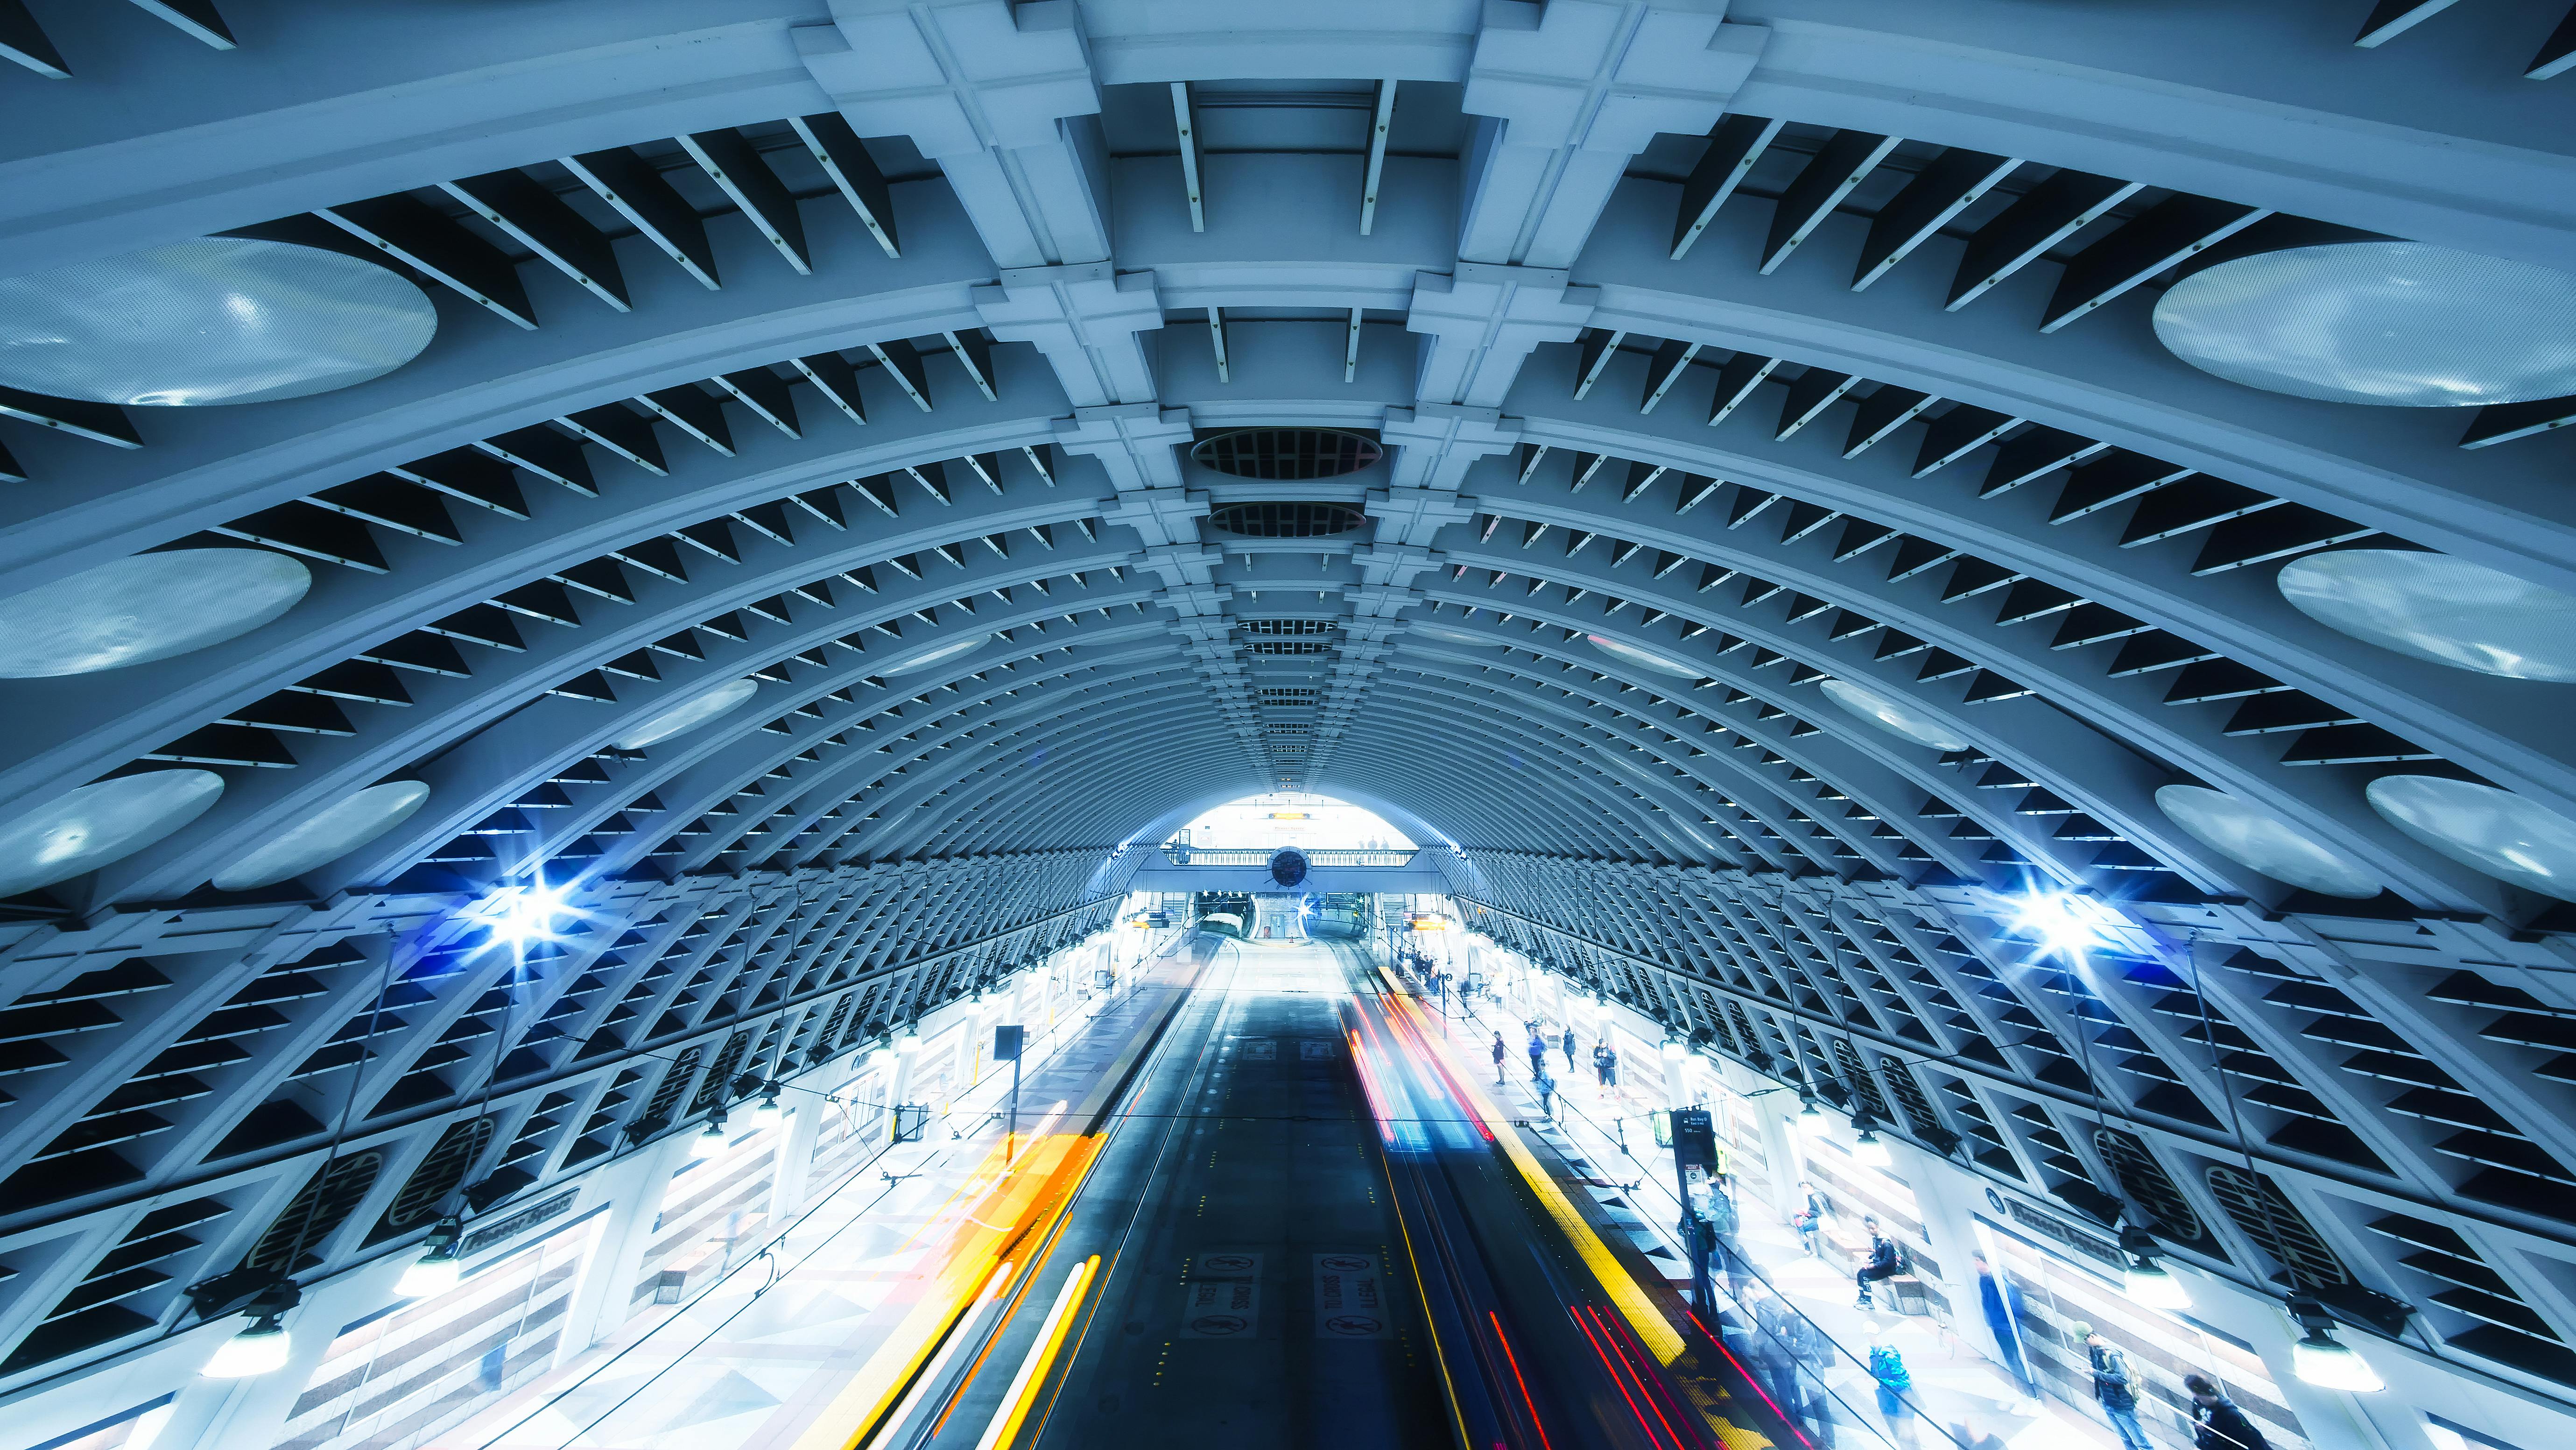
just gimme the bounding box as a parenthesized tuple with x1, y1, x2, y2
(971, 1255, 1098, 1450)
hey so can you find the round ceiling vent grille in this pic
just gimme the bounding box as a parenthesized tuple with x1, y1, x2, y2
(1208, 501, 1368, 538)
(1191, 427, 1382, 479)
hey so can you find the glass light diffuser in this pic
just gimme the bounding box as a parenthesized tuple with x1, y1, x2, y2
(2154, 241, 2576, 406)
(1818, 678, 1971, 753)
(0, 549, 311, 678)
(213, 780, 431, 891)
(881, 633, 992, 677)
(2367, 775, 2576, 901)
(2154, 785, 2380, 898)
(1585, 634, 1703, 679)
(0, 769, 225, 897)
(613, 678, 759, 750)
(2277, 550, 2576, 681)
(0, 236, 438, 406)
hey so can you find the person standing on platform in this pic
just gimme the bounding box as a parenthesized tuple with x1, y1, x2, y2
(2185, 1374, 2270, 1450)
(1561, 1023, 1578, 1071)
(1973, 1252, 2039, 1410)
(1593, 1040, 1619, 1088)
(1527, 1028, 1549, 1079)
(1490, 1031, 1508, 1085)
(2075, 1322, 2155, 1450)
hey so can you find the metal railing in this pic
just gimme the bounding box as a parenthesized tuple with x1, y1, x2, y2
(1156, 847, 1417, 867)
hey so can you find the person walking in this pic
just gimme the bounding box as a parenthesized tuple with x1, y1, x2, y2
(1854, 1215, 1903, 1308)
(1527, 1028, 1549, 1079)
(1744, 1287, 1802, 1419)
(1560, 1024, 1578, 1071)
(1973, 1252, 2039, 1410)
(2075, 1322, 2155, 1450)
(1593, 1040, 1619, 1088)
(1535, 1067, 1557, 1119)
(1793, 1180, 1827, 1256)
(1791, 1311, 1842, 1449)
(2185, 1374, 2270, 1450)
(1490, 1031, 1508, 1085)
(1868, 1334, 1921, 1449)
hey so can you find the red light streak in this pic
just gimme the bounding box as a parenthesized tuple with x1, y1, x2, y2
(1587, 1306, 1691, 1450)
(1488, 1311, 1553, 1450)
(1679, 1307, 1815, 1448)
(1571, 1306, 1668, 1450)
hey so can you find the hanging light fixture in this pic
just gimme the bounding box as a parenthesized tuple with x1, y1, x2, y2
(688, 1112, 728, 1161)
(896, 1023, 921, 1053)
(2119, 1227, 2191, 1310)
(395, 1216, 464, 1298)
(1850, 1111, 1894, 1167)
(1795, 1089, 1832, 1136)
(201, 1280, 299, 1379)
(749, 1083, 784, 1125)
(1661, 1032, 1688, 1061)
(2286, 1295, 2384, 1391)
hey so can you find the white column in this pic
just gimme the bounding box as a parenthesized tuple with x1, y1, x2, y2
(551, 1134, 688, 1362)
(767, 1092, 827, 1223)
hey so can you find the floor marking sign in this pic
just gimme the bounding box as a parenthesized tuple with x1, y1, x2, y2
(1242, 1039, 1275, 1061)
(1183, 1278, 1258, 1337)
(1312, 1252, 1389, 1338)
(1298, 1040, 1336, 1061)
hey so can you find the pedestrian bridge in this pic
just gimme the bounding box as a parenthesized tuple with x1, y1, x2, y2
(1124, 845, 1452, 895)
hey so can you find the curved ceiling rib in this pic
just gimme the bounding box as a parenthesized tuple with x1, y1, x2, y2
(2, 0, 2576, 1426)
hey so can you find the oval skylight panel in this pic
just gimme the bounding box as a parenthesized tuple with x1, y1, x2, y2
(211, 781, 432, 891)
(0, 770, 225, 898)
(612, 679, 759, 750)
(1412, 623, 1486, 645)
(2276, 550, 2576, 681)
(0, 236, 440, 406)
(1585, 634, 1700, 679)
(1818, 678, 1971, 752)
(2153, 241, 2576, 406)
(2367, 775, 2576, 901)
(0, 549, 312, 678)
(2155, 785, 2380, 898)
(882, 634, 992, 677)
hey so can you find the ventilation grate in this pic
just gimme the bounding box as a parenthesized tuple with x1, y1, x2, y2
(1191, 428, 1381, 480)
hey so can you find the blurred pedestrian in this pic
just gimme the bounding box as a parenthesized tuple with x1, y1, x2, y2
(1527, 1028, 1548, 1079)
(1793, 1179, 1826, 1256)
(1593, 1040, 1619, 1087)
(1535, 1067, 1557, 1119)
(2186, 1373, 2270, 1450)
(1560, 1023, 1577, 1071)
(1869, 1332, 1920, 1449)
(1490, 1031, 1508, 1085)
(1973, 1251, 2039, 1409)
(2075, 1322, 2154, 1450)
(1744, 1287, 1801, 1415)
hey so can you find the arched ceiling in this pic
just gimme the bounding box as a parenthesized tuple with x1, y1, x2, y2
(4, 0, 2576, 1412)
